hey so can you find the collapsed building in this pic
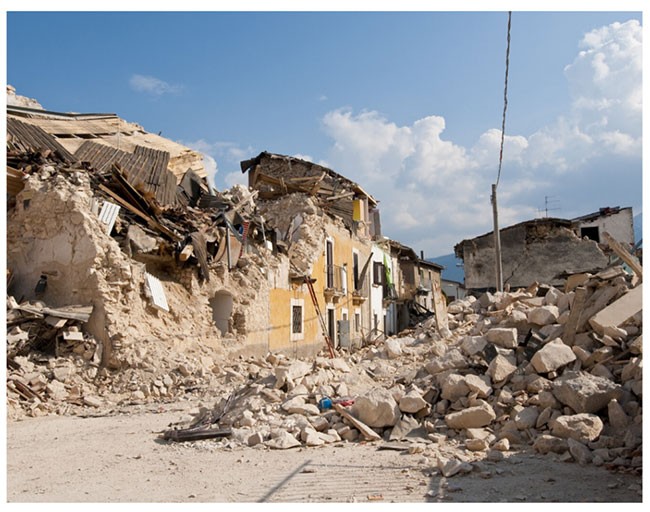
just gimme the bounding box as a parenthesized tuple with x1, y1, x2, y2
(5, 91, 445, 409)
(454, 207, 637, 292)
(5, 90, 642, 481)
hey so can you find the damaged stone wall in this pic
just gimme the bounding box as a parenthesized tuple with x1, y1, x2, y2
(457, 220, 609, 291)
(257, 193, 326, 277)
(6, 165, 282, 373)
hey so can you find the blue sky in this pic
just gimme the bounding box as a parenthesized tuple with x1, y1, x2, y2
(4, 2, 645, 258)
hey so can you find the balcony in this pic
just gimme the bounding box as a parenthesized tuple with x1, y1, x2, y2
(324, 264, 347, 302)
(351, 278, 369, 305)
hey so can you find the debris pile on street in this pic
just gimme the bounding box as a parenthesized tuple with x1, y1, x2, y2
(158, 268, 642, 475)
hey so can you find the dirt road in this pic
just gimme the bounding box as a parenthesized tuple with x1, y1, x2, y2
(5, 401, 643, 503)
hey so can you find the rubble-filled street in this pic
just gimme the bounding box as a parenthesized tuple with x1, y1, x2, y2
(7, 271, 643, 502)
(5, 87, 643, 504)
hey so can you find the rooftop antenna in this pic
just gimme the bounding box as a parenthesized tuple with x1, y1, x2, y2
(491, 11, 512, 293)
(542, 196, 561, 218)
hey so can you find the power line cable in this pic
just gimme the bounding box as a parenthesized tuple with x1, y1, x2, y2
(495, 11, 512, 188)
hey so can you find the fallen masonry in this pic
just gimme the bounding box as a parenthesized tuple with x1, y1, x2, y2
(5, 90, 642, 483)
(151, 270, 642, 476)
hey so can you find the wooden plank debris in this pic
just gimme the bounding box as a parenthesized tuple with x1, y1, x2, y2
(17, 303, 93, 322)
(563, 286, 588, 345)
(333, 403, 381, 441)
(98, 184, 181, 241)
(603, 232, 642, 281)
(431, 272, 449, 332)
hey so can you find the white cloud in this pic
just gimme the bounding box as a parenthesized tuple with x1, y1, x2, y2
(129, 74, 182, 96)
(292, 153, 314, 162)
(179, 138, 219, 189)
(224, 171, 248, 188)
(564, 19, 641, 135)
(318, 18, 641, 258)
(179, 139, 257, 191)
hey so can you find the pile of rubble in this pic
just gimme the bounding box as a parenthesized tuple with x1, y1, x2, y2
(160, 267, 642, 474)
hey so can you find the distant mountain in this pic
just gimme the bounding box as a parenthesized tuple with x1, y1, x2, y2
(429, 253, 464, 283)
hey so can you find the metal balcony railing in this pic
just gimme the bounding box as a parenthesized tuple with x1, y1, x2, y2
(325, 264, 347, 295)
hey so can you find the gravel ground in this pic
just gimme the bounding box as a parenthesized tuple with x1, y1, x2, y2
(5, 401, 643, 504)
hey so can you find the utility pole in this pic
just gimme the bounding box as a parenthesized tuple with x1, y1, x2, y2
(491, 11, 511, 293)
(491, 184, 503, 292)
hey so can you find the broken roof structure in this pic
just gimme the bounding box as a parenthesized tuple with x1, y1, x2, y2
(241, 151, 380, 239)
(7, 103, 207, 183)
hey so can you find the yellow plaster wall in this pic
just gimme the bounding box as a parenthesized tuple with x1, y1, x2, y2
(267, 221, 373, 352)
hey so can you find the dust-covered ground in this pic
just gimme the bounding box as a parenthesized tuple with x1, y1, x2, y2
(5, 400, 643, 504)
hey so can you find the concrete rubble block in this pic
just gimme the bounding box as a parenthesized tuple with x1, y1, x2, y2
(247, 431, 265, 446)
(535, 390, 560, 410)
(508, 309, 528, 324)
(485, 327, 518, 349)
(621, 357, 642, 382)
(444, 401, 496, 429)
(389, 415, 422, 441)
(552, 371, 623, 413)
(437, 456, 473, 477)
(336, 425, 359, 442)
(351, 388, 401, 428)
(528, 305, 560, 326)
(544, 287, 563, 306)
(384, 338, 403, 359)
(266, 430, 301, 449)
(551, 413, 604, 442)
(607, 399, 630, 430)
(45, 380, 68, 401)
(239, 410, 256, 427)
(590, 364, 614, 380)
(301, 427, 326, 446)
(464, 374, 492, 398)
(531, 338, 576, 373)
(460, 335, 487, 357)
(439, 373, 471, 401)
(492, 438, 510, 451)
(83, 395, 103, 408)
(535, 407, 556, 429)
(589, 285, 642, 336)
(52, 364, 74, 382)
(603, 325, 628, 342)
(281, 396, 320, 416)
(526, 375, 552, 393)
(487, 354, 517, 383)
(398, 388, 428, 414)
(478, 292, 496, 309)
(533, 435, 570, 455)
(557, 291, 573, 313)
(329, 358, 351, 373)
(465, 428, 496, 444)
(572, 345, 591, 363)
(567, 438, 593, 466)
(513, 406, 539, 430)
(628, 335, 642, 355)
(425, 349, 468, 375)
(274, 360, 313, 389)
(465, 438, 489, 451)
(309, 415, 330, 432)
